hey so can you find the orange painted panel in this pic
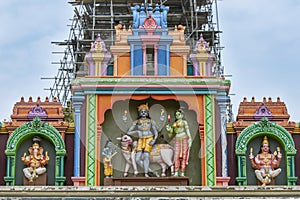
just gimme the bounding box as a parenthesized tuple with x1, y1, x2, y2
(97, 94, 204, 125)
(97, 95, 113, 125)
(170, 56, 183, 75)
(117, 56, 130, 76)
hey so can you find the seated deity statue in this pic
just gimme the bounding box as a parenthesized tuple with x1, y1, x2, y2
(249, 136, 282, 186)
(22, 139, 49, 182)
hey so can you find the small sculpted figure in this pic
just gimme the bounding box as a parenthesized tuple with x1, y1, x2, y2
(249, 136, 282, 186)
(22, 139, 49, 182)
(131, 5, 140, 29)
(102, 139, 117, 178)
(166, 109, 192, 176)
(127, 103, 158, 177)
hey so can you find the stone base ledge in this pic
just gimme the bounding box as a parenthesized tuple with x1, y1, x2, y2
(0, 186, 299, 198)
(104, 176, 189, 186)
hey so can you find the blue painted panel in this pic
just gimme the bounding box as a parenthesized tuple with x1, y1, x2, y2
(107, 63, 113, 76)
(158, 47, 167, 75)
(133, 47, 143, 75)
(187, 62, 194, 76)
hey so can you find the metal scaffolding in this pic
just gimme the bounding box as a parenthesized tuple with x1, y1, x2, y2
(45, 0, 223, 107)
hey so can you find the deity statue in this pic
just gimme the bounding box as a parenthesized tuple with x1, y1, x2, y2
(127, 103, 158, 177)
(166, 109, 192, 176)
(22, 138, 49, 182)
(102, 139, 117, 178)
(249, 136, 282, 186)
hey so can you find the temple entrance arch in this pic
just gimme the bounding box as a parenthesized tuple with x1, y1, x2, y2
(4, 117, 66, 186)
(235, 117, 297, 186)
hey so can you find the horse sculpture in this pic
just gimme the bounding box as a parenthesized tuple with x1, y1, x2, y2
(117, 134, 174, 177)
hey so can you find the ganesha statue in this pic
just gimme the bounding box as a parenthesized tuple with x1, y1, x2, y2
(22, 138, 49, 182)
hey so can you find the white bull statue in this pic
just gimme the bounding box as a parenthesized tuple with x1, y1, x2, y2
(117, 134, 174, 177)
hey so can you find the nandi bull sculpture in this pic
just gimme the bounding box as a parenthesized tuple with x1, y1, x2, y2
(117, 134, 174, 177)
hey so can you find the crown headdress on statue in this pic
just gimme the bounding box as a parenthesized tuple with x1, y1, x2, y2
(32, 136, 41, 147)
(262, 136, 269, 145)
(138, 103, 149, 112)
(32, 142, 40, 147)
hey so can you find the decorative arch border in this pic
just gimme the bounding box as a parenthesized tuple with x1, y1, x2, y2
(91, 95, 207, 185)
(4, 117, 66, 186)
(235, 117, 297, 186)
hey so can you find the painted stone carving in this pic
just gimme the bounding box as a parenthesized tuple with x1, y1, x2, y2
(249, 136, 282, 186)
(22, 137, 49, 182)
(102, 139, 117, 178)
(166, 109, 192, 177)
(126, 104, 159, 177)
(117, 134, 174, 177)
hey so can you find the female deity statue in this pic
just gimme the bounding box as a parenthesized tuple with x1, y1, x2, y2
(102, 139, 117, 178)
(22, 140, 49, 182)
(249, 136, 282, 186)
(127, 103, 158, 177)
(166, 109, 192, 176)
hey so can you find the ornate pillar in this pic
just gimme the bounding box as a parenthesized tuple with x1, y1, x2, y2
(216, 95, 231, 186)
(166, 44, 170, 75)
(86, 94, 98, 186)
(96, 123, 102, 186)
(204, 94, 216, 186)
(143, 45, 147, 75)
(71, 95, 86, 186)
(199, 124, 205, 186)
(154, 44, 158, 75)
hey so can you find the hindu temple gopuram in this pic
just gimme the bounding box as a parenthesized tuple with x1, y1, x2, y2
(1, 1, 300, 199)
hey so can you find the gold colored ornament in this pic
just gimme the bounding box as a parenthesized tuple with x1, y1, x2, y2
(262, 136, 269, 145)
(138, 103, 149, 112)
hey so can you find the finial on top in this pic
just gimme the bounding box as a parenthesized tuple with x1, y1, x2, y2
(262, 136, 269, 145)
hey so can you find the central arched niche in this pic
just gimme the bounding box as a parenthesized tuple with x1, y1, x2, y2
(100, 98, 201, 185)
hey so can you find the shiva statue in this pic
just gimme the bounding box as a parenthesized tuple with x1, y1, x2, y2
(127, 103, 158, 177)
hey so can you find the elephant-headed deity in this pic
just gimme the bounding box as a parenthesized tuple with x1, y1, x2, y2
(22, 137, 49, 182)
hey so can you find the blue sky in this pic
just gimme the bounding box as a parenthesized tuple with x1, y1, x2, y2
(0, 1, 299, 122)
(0, 1, 73, 121)
(219, 0, 300, 121)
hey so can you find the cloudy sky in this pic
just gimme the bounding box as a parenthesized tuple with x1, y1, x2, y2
(0, 1, 73, 121)
(0, 1, 300, 122)
(220, 0, 300, 121)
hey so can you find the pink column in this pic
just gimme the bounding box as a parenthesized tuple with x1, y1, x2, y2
(154, 44, 158, 75)
(143, 45, 147, 75)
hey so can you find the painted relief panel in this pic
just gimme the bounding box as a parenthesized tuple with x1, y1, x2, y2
(246, 136, 286, 185)
(97, 98, 202, 185)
